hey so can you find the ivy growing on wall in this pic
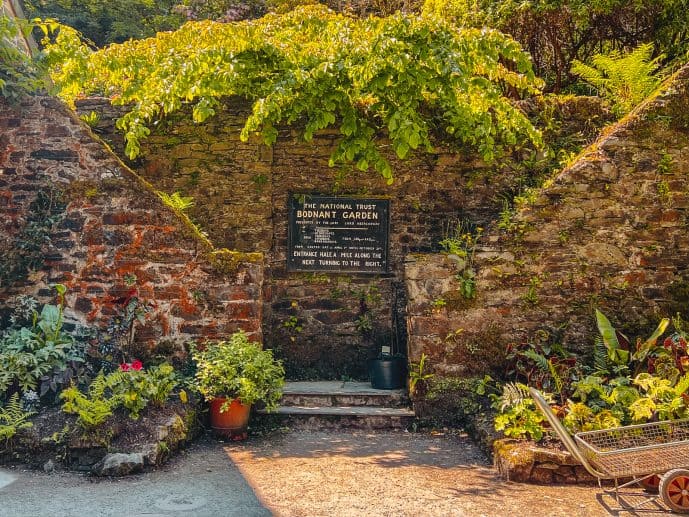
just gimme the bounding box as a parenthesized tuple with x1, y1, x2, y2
(0, 188, 67, 288)
(45, 5, 543, 183)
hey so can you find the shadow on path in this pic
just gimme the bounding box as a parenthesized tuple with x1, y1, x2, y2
(0, 436, 270, 517)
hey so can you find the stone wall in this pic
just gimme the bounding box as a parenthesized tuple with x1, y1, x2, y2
(405, 65, 689, 378)
(493, 439, 596, 484)
(0, 96, 263, 362)
(77, 95, 610, 379)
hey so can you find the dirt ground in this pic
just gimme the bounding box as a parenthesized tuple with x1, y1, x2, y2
(0, 429, 678, 516)
(223, 430, 671, 517)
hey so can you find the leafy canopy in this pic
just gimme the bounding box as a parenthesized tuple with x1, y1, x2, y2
(0, 3, 51, 101)
(46, 5, 543, 183)
(422, 0, 688, 91)
(22, 0, 184, 47)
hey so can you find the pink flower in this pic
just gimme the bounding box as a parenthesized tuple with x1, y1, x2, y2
(131, 360, 143, 371)
(120, 363, 130, 371)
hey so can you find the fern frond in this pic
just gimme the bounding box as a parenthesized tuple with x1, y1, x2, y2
(571, 42, 665, 116)
(674, 373, 689, 397)
(522, 349, 549, 371)
(548, 359, 564, 395)
(0, 393, 34, 441)
(499, 382, 530, 411)
(156, 191, 194, 212)
(593, 336, 609, 373)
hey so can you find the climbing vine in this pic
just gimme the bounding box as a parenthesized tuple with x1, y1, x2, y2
(0, 188, 67, 288)
(46, 5, 543, 183)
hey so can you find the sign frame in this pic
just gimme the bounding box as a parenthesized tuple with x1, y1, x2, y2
(287, 194, 390, 274)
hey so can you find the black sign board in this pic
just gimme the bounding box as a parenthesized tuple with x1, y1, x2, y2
(287, 195, 390, 273)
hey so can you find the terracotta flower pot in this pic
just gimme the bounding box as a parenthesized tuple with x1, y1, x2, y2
(209, 398, 251, 441)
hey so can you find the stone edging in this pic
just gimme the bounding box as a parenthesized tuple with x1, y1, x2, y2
(493, 438, 596, 484)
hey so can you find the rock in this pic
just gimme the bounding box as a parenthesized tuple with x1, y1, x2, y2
(42, 460, 55, 473)
(92, 453, 144, 477)
(538, 462, 560, 470)
(574, 465, 597, 484)
(493, 439, 534, 482)
(554, 465, 578, 484)
(140, 443, 163, 466)
(531, 465, 555, 484)
(576, 242, 628, 267)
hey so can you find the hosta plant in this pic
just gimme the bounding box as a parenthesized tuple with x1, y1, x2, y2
(0, 285, 86, 399)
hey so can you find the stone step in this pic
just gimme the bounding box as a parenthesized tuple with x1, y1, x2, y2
(257, 405, 416, 431)
(280, 381, 409, 408)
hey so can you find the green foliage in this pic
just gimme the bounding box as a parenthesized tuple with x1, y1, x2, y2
(506, 338, 576, 406)
(100, 280, 155, 365)
(105, 363, 177, 419)
(24, 0, 184, 47)
(192, 330, 285, 411)
(79, 110, 100, 127)
(0, 5, 50, 100)
(420, 375, 492, 428)
(440, 221, 482, 300)
(46, 6, 542, 182)
(430, 298, 446, 310)
(354, 312, 373, 333)
(492, 382, 545, 441)
(0, 286, 86, 398)
(493, 310, 689, 438)
(409, 353, 433, 395)
(282, 315, 303, 333)
(628, 372, 689, 422)
(421, 0, 687, 91)
(522, 276, 540, 305)
(0, 393, 34, 443)
(562, 402, 621, 433)
(60, 372, 114, 429)
(563, 371, 689, 432)
(571, 43, 666, 117)
(594, 309, 670, 377)
(156, 191, 195, 212)
(60, 362, 178, 427)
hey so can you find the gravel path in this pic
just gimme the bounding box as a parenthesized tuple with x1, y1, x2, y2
(0, 430, 676, 516)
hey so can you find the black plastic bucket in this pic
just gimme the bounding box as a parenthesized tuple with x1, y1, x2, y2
(369, 356, 407, 389)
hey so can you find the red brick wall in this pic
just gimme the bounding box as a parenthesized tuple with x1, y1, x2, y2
(74, 95, 610, 379)
(0, 97, 264, 361)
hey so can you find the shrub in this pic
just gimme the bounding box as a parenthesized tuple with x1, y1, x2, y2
(192, 330, 285, 411)
(46, 5, 543, 182)
(0, 286, 87, 401)
(0, 7, 49, 101)
(494, 310, 689, 439)
(60, 361, 178, 427)
(422, 0, 687, 91)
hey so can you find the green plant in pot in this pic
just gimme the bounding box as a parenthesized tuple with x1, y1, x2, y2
(192, 330, 285, 440)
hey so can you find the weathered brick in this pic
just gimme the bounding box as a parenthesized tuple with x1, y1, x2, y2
(30, 149, 79, 162)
